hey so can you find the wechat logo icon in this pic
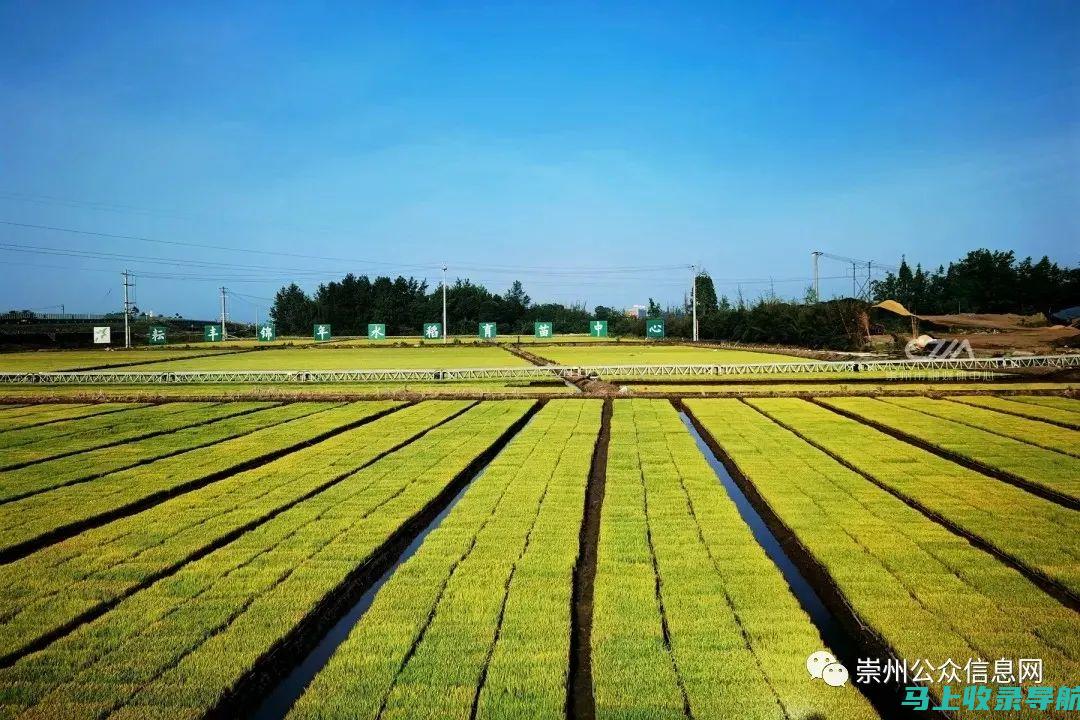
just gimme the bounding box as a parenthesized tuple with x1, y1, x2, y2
(806, 650, 849, 687)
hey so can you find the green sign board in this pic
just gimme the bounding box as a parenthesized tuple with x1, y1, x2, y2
(203, 325, 222, 342)
(423, 322, 442, 340)
(257, 324, 276, 342)
(478, 322, 497, 340)
(313, 324, 332, 341)
(534, 322, 553, 339)
(646, 318, 665, 339)
(367, 323, 386, 340)
(148, 325, 167, 345)
(589, 320, 608, 337)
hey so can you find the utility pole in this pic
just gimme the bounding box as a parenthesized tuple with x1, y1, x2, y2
(441, 265, 448, 343)
(220, 286, 228, 341)
(811, 251, 821, 301)
(852, 261, 857, 298)
(122, 270, 134, 348)
(690, 264, 698, 342)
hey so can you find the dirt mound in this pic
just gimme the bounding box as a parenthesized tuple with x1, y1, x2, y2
(872, 301, 1046, 331)
(942, 325, 1080, 353)
(919, 313, 1045, 330)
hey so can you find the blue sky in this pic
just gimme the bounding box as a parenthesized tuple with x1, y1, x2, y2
(1, 0, 1076, 319)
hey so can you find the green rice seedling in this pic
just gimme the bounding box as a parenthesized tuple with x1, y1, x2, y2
(0, 401, 536, 720)
(686, 399, 1080, 718)
(748, 398, 1080, 597)
(0, 403, 258, 469)
(0, 402, 204, 451)
(1009, 395, 1080, 415)
(0, 403, 140, 432)
(116, 346, 534, 372)
(946, 395, 1080, 429)
(285, 399, 598, 720)
(0, 402, 288, 502)
(0, 402, 389, 557)
(819, 396, 1080, 502)
(0, 349, 237, 373)
(592, 400, 878, 720)
(881, 396, 1080, 456)
(0, 401, 474, 663)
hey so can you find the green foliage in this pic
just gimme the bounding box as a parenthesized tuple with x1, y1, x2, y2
(0, 401, 535, 719)
(287, 399, 598, 720)
(269, 273, 596, 336)
(871, 250, 1079, 316)
(593, 400, 877, 719)
(0, 401, 464, 662)
(687, 398, 1080, 706)
(749, 398, 1080, 596)
(665, 297, 870, 349)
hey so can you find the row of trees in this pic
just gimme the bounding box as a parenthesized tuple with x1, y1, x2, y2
(869, 250, 1079, 316)
(268, 270, 865, 348)
(269, 249, 1076, 349)
(270, 275, 595, 336)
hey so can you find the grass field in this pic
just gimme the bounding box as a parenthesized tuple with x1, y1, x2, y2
(0, 394, 1074, 717)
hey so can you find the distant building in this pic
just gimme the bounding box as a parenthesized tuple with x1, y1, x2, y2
(625, 305, 647, 319)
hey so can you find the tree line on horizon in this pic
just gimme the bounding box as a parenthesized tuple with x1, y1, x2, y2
(268, 248, 1077, 349)
(869, 249, 1078, 317)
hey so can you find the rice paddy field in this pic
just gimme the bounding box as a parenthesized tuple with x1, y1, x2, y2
(112, 346, 534, 371)
(0, 348, 243, 372)
(0, 341, 1076, 718)
(0, 390, 1074, 719)
(531, 343, 805, 366)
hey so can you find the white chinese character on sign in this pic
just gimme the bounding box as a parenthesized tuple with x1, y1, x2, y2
(93, 326, 111, 344)
(1018, 659, 1043, 684)
(910, 659, 934, 683)
(937, 659, 961, 683)
(150, 328, 165, 343)
(992, 659, 1015, 684)
(537, 324, 550, 338)
(966, 658, 990, 684)
(370, 325, 385, 339)
(593, 321, 604, 334)
(856, 658, 881, 684)
(882, 659, 908, 684)
(207, 326, 219, 341)
(481, 323, 495, 338)
(260, 326, 273, 340)
(316, 325, 329, 340)
(425, 325, 440, 339)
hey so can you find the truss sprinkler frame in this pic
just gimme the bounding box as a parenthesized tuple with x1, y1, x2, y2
(1, 355, 1077, 384)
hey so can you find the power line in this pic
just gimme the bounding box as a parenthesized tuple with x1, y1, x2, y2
(815, 251, 901, 273)
(0, 219, 687, 276)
